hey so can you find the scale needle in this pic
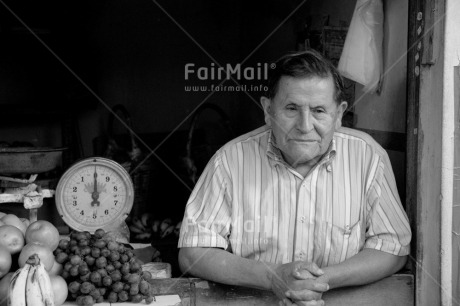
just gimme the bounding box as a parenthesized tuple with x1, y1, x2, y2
(91, 166, 100, 207)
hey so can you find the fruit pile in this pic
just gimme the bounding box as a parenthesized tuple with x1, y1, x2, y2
(55, 228, 154, 305)
(0, 212, 67, 306)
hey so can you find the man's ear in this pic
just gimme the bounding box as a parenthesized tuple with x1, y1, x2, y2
(260, 96, 272, 126)
(335, 101, 348, 129)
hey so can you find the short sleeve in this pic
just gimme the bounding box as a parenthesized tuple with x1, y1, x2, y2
(364, 153, 412, 256)
(178, 152, 232, 250)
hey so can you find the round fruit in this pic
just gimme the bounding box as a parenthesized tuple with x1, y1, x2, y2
(107, 241, 119, 251)
(112, 281, 123, 293)
(131, 294, 143, 303)
(85, 255, 95, 266)
(0, 225, 25, 254)
(94, 229, 105, 239)
(55, 252, 68, 264)
(18, 243, 54, 271)
(110, 270, 122, 282)
(90, 271, 101, 284)
(130, 283, 139, 295)
(102, 276, 112, 287)
(80, 272, 91, 282)
(128, 273, 141, 284)
(1, 214, 27, 235)
(0, 246, 12, 278)
(25, 220, 60, 251)
(80, 281, 93, 294)
(95, 256, 107, 268)
(118, 290, 129, 302)
(0, 272, 14, 306)
(142, 271, 152, 281)
(49, 275, 68, 306)
(145, 296, 154, 304)
(70, 254, 82, 265)
(68, 281, 81, 294)
(89, 288, 101, 299)
(58, 239, 69, 250)
(49, 259, 63, 276)
(70, 265, 79, 277)
(77, 295, 94, 306)
(78, 265, 90, 276)
(107, 291, 118, 303)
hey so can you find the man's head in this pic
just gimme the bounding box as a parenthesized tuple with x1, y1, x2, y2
(261, 49, 348, 168)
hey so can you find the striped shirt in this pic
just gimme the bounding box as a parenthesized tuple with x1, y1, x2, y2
(178, 125, 411, 267)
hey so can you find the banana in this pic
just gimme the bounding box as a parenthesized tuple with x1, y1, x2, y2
(132, 217, 147, 232)
(34, 257, 55, 306)
(129, 225, 145, 234)
(174, 221, 182, 237)
(8, 264, 32, 306)
(151, 219, 161, 233)
(135, 232, 151, 240)
(161, 225, 175, 239)
(141, 213, 152, 227)
(26, 265, 44, 306)
(160, 218, 172, 233)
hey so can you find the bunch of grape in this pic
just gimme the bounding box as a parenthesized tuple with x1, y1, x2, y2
(54, 228, 154, 306)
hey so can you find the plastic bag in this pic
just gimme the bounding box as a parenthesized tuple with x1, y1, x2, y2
(338, 0, 384, 94)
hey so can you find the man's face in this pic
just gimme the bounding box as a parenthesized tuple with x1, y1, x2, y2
(261, 75, 347, 167)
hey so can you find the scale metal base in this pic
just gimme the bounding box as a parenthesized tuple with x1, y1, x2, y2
(0, 174, 54, 223)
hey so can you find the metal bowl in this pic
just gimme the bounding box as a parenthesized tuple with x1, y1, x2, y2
(0, 147, 67, 174)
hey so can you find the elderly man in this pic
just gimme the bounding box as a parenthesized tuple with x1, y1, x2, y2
(178, 49, 411, 305)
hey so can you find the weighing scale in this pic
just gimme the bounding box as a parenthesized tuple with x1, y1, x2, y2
(0, 149, 134, 242)
(55, 157, 134, 242)
(0, 147, 64, 222)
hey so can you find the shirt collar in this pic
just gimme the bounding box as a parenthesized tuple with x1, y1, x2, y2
(266, 130, 283, 162)
(266, 129, 337, 165)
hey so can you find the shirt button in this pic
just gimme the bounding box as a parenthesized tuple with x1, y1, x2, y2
(326, 164, 332, 172)
(300, 216, 306, 223)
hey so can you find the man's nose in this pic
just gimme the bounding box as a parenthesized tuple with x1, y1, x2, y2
(297, 110, 313, 133)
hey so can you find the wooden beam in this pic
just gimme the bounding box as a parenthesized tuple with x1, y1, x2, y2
(406, 0, 423, 288)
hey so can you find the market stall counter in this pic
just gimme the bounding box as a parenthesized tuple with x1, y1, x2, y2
(147, 274, 413, 306)
(114, 244, 414, 305)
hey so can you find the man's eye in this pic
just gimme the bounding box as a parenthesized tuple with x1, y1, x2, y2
(286, 106, 297, 111)
(313, 108, 325, 113)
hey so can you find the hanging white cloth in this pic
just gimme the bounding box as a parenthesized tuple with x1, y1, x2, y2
(338, 0, 384, 94)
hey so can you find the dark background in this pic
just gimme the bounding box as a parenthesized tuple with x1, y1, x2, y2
(0, 0, 359, 221)
(0, 0, 408, 236)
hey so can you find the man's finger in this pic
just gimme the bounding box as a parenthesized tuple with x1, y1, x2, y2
(289, 279, 329, 294)
(295, 300, 325, 306)
(294, 268, 314, 280)
(287, 290, 322, 302)
(296, 262, 324, 277)
(286, 289, 323, 301)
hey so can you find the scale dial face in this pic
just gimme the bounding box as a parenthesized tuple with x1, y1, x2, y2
(56, 157, 134, 233)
